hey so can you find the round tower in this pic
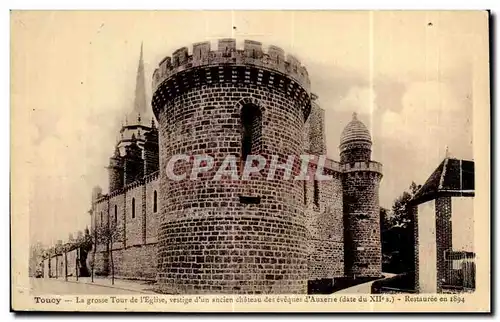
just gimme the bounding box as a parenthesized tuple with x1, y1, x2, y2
(152, 39, 312, 294)
(340, 113, 383, 278)
(108, 147, 124, 192)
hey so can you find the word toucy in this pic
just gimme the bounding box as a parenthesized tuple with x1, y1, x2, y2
(164, 154, 334, 181)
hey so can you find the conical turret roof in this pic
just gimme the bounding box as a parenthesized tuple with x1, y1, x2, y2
(340, 112, 372, 147)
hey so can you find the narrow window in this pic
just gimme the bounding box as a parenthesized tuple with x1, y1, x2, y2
(114, 205, 117, 223)
(313, 180, 320, 208)
(153, 191, 158, 213)
(241, 104, 263, 163)
(303, 181, 308, 205)
(132, 198, 136, 219)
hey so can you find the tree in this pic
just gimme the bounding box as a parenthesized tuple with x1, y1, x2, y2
(380, 207, 391, 234)
(89, 227, 97, 283)
(381, 182, 421, 274)
(379, 207, 392, 269)
(390, 182, 421, 228)
(29, 242, 45, 277)
(92, 218, 122, 285)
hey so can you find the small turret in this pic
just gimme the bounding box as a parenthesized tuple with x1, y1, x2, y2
(91, 186, 103, 203)
(144, 118, 159, 175)
(108, 146, 124, 192)
(123, 135, 144, 185)
(340, 113, 382, 278)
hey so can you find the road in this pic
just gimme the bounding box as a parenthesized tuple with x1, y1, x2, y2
(30, 278, 141, 295)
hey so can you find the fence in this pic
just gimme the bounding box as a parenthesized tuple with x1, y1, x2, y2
(443, 250, 476, 291)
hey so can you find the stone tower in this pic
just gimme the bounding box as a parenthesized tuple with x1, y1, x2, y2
(340, 113, 383, 278)
(152, 39, 312, 294)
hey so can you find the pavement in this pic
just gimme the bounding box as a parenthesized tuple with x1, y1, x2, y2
(30, 276, 158, 295)
(334, 273, 397, 294)
(31, 273, 398, 295)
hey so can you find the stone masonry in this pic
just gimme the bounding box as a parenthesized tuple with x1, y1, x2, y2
(89, 39, 383, 293)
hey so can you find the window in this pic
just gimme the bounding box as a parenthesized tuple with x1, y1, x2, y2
(313, 180, 320, 208)
(241, 104, 262, 163)
(303, 181, 308, 205)
(132, 198, 136, 219)
(239, 195, 261, 204)
(153, 191, 158, 213)
(114, 205, 117, 223)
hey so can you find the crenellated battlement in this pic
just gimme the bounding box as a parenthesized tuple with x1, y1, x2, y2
(152, 39, 311, 93)
(307, 158, 383, 178)
(323, 158, 342, 173)
(342, 161, 383, 176)
(144, 170, 159, 183)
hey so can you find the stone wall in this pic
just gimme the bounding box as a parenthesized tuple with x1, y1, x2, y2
(125, 184, 143, 246)
(92, 245, 157, 280)
(91, 249, 109, 276)
(305, 168, 344, 280)
(109, 193, 125, 248)
(435, 196, 452, 292)
(110, 244, 157, 280)
(91, 174, 160, 278)
(145, 175, 160, 244)
(305, 97, 326, 155)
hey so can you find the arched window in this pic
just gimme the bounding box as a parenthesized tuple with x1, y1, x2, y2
(153, 191, 158, 213)
(241, 104, 262, 162)
(114, 205, 117, 223)
(132, 198, 136, 219)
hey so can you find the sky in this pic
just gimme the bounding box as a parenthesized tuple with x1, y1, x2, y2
(11, 11, 486, 247)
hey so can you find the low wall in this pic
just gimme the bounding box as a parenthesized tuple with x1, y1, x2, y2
(92, 243, 157, 280)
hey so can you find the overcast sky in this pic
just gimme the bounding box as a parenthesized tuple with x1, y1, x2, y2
(11, 11, 486, 246)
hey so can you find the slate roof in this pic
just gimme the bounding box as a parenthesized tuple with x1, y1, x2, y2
(411, 157, 475, 205)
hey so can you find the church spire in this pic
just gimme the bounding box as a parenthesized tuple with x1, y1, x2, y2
(133, 42, 147, 123)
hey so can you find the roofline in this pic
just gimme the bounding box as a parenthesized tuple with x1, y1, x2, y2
(438, 157, 449, 190)
(409, 190, 475, 206)
(120, 124, 152, 132)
